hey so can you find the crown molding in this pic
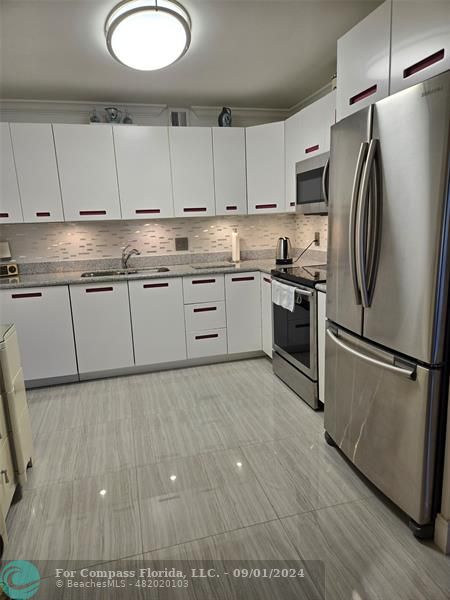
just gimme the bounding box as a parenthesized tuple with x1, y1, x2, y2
(287, 82, 334, 116)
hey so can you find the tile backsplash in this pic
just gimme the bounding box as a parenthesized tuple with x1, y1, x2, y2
(0, 214, 328, 263)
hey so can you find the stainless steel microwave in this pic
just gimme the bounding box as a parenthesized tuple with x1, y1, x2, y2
(296, 152, 329, 215)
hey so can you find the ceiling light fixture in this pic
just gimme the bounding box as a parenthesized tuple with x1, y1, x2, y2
(105, 0, 191, 71)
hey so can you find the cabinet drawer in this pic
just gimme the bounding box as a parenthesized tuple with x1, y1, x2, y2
(0, 438, 16, 517)
(184, 301, 226, 332)
(183, 275, 225, 304)
(187, 328, 227, 359)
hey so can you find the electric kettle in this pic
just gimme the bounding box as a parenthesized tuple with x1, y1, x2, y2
(275, 237, 293, 265)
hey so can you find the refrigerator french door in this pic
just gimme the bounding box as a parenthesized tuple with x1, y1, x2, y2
(325, 70, 450, 531)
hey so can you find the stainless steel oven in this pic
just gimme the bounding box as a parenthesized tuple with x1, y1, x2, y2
(296, 152, 329, 215)
(272, 276, 319, 409)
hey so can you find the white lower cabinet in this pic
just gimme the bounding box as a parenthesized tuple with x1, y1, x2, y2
(0, 286, 77, 382)
(225, 273, 261, 354)
(186, 328, 227, 359)
(129, 278, 187, 366)
(317, 290, 326, 403)
(183, 275, 225, 304)
(184, 301, 226, 332)
(260, 273, 273, 357)
(69, 282, 134, 374)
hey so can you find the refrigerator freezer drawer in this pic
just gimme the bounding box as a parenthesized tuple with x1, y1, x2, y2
(324, 325, 440, 524)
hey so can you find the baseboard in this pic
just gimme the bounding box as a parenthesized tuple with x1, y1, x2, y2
(25, 374, 79, 389)
(77, 351, 265, 382)
(434, 513, 450, 554)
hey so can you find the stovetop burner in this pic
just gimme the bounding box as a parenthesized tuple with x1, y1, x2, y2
(271, 264, 327, 287)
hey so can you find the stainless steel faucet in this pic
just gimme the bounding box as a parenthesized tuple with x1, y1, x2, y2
(121, 245, 141, 269)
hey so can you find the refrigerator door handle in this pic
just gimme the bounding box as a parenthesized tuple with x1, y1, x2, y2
(349, 142, 369, 305)
(366, 141, 383, 306)
(356, 139, 378, 308)
(327, 328, 416, 379)
(322, 158, 330, 206)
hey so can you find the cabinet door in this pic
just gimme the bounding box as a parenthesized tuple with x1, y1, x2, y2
(0, 286, 77, 381)
(246, 122, 284, 214)
(212, 128, 247, 215)
(129, 278, 186, 366)
(10, 123, 64, 222)
(285, 92, 336, 211)
(0, 124, 23, 223)
(317, 290, 326, 403)
(336, 1, 391, 121)
(53, 124, 121, 221)
(70, 282, 134, 374)
(390, 1, 450, 94)
(225, 273, 261, 353)
(284, 111, 303, 212)
(169, 127, 215, 217)
(114, 126, 174, 219)
(260, 273, 273, 357)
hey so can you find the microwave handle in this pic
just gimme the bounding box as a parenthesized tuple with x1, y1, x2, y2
(322, 158, 330, 206)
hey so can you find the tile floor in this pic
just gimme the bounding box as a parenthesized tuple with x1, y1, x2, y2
(5, 358, 450, 599)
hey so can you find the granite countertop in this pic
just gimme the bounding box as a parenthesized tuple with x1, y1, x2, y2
(0, 259, 280, 290)
(315, 283, 327, 293)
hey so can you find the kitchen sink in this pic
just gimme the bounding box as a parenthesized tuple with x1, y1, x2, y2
(80, 267, 170, 278)
(191, 263, 236, 270)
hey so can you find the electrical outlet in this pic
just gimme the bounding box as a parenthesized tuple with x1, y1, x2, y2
(314, 232, 320, 246)
(175, 237, 189, 251)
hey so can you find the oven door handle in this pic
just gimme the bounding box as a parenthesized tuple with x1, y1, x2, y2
(296, 289, 313, 298)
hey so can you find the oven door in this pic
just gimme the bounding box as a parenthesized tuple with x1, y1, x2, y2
(272, 278, 317, 380)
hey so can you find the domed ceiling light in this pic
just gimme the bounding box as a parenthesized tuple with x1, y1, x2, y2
(105, 0, 191, 71)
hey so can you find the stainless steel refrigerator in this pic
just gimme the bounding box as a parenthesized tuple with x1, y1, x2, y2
(325, 70, 450, 537)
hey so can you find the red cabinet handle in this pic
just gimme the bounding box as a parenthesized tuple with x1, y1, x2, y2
(263, 277, 271, 284)
(192, 279, 216, 285)
(86, 287, 113, 293)
(135, 209, 160, 214)
(183, 207, 207, 213)
(305, 144, 319, 154)
(349, 84, 377, 105)
(143, 282, 169, 288)
(403, 49, 444, 79)
(79, 210, 107, 216)
(232, 276, 254, 282)
(255, 204, 277, 210)
(195, 333, 219, 340)
(193, 306, 217, 313)
(290, 202, 295, 207)
(12, 292, 42, 299)
(36, 211, 51, 217)
(0, 213, 9, 218)
(226, 205, 237, 211)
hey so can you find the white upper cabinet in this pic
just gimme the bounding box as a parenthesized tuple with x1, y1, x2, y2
(212, 128, 247, 216)
(246, 121, 285, 214)
(113, 125, 174, 219)
(285, 91, 336, 211)
(10, 123, 64, 222)
(336, 1, 391, 121)
(390, 1, 450, 94)
(53, 124, 121, 221)
(169, 127, 215, 217)
(0, 123, 23, 223)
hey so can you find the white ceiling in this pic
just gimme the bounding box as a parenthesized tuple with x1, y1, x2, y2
(0, 0, 380, 109)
